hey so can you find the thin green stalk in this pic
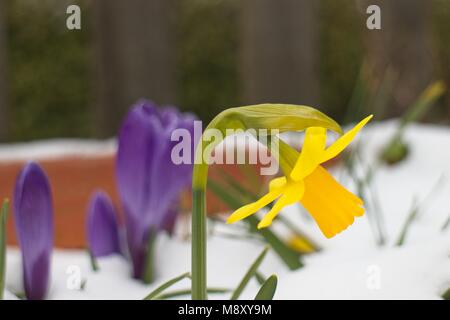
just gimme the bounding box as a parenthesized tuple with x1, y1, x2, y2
(154, 287, 230, 300)
(0, 199, 9, 300)
(143, 272, 191, 300)
(142, 229, 157, 284)
(231, 247, 268, 300)
(87, 249, 99, 272)
(441, 215, 450, 231)
(192, 187, 207, 300)
(396, 200, 419, 246)
(255, 271, 266, 285)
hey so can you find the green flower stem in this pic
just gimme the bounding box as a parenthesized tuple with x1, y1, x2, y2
(0, 199, 9, 300)
(192, 187, 207, 300)
(142, 229, 157, 284)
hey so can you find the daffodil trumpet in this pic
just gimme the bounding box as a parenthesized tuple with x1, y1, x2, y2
(191, 104, 344, 300)
(227, 115, 372, 238)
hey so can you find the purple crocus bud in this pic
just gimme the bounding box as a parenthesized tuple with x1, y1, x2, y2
(13, 162, 53, 300)
(86, 190, 121, 257)
(117, 100, 195, 279)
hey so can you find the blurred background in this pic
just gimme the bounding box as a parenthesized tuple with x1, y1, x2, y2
(0, 0, 449, 142)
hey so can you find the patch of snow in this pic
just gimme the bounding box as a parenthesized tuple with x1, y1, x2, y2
(0, 139, 116, 162)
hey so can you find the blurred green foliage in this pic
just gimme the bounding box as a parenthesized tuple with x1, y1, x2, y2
(4, 0, 450, 141)
(176, 0, 240, 123)
(7, 0, 91, 140)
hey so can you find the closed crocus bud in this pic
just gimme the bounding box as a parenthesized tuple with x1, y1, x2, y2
(117, 100, 195, 280)
(14, 162, 53, 300)
(86, 191, 121, 257)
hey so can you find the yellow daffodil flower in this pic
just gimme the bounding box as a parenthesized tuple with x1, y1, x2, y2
(226, 115, 373, 238)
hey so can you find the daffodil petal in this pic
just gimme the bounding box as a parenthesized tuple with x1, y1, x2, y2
(320, 115, 373, 163)
(258, 182, 304, 228)
(269, 176, 287, 191)
(300, 166, 364, 238)
(226, 187, 283, 224)
(290, 127, 327, 181)
(287, 235, 315, 254)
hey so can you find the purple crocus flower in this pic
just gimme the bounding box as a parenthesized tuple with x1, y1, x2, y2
(13, 162, 53, 300)
(86, 190, 121, 257)
(117, 100, 195, 279)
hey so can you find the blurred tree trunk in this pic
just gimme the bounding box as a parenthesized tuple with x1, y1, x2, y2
(0, 0, 8, 141)
(240, 0, 319, 106)
(92, 0, 176, 138)
(363, 0, 434, 117)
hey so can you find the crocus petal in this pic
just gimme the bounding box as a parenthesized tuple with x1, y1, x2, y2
(300, 166, 364, 238)
(116, 100, 196, 279)
(117, 100, 161, 225)
(160, 206, 179, 235)
(124, 214, 149, 279)
(13, 162, 53, 300)
(86, 191, 121, 257)
(320, 115, 373, 163)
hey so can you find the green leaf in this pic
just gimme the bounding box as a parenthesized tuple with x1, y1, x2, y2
(255, 271, 266, 285)
(247, 216, 303, 270)
(254, 274, 278, 300)
(143, 272, 191, 300)
(395, 199, 419, 246)
(217, 167, 258, 199)
(142, 229, 157, 284)
(400, 81, 445, 131)
(238, 164, 260, 193)
(382, 81, 446, 165)
(231, 246, 269, 300)
(263, 136, 300, 176)
(442, 287, 450, 300)
(0, 199, 9, 300)
(155, 288, 230, 300)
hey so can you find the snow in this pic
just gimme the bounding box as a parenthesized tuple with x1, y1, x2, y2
(0, 139, 116, 162)
(3, 120, 450, 300)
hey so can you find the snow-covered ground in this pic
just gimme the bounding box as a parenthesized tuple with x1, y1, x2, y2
(0, 139, 116, 162)
(3, 120, 450, 299)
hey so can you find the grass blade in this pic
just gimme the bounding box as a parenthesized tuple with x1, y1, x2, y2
(442, 287, 450, 300)
(382, 81, 445, 164)
(87, 249, 99, 272)
(396, 176, 445, 246)
(0, 199, 9, 300)
(396, 200, 419, 246)
(399, 81, 446, 131)
(155, 287, 230, 300)
(231, 246, 268, 300)
(254, 274, 277, 300)
(255, 271, 266, 285)
(441, 214, 450, 231)
(143, 272, 190, 300)
(142, 229, 157, 284)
